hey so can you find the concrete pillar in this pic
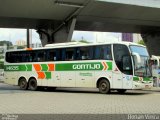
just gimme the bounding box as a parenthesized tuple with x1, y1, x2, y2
(36, 18, 77, 46)
(67, 18, 77, 42)
(141, 33, 160, 56)
(54, 26, 69, 43)
(36, 29, 53, 46)
(27, 29, 32, 48)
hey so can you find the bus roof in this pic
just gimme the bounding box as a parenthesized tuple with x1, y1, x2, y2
(6, 41, 145, 52)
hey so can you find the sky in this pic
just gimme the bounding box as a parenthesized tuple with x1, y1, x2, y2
(72, 31, 122, 43)
(0, 28, 122, 45)
(0, 28, 40, 45)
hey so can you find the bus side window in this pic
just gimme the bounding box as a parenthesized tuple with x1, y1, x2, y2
(75, 47, 81, 60)
(21, 51, 30, 62)
(48, 49, 56, 61)
(94, 45, 112, 60)
(65, 48, 74, 61)
(61, 49, 66, 61)
(94, 47, 101, 59)
(56, 50, 61, 61)
(8, 52, 14, 63)
(15, 52, 21, 63)
(30, 52, 37, 62)
(37, 51, 46, 62)
(80, 47, 93, 60)
(103, 45, 112, 60)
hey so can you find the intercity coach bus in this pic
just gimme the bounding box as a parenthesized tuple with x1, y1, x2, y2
(4, 42, 153, 94)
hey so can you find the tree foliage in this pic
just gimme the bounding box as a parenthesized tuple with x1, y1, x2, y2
(138, 40, 145, 46)
(79, 40, 90, 43)
(0, 40, 13, 49)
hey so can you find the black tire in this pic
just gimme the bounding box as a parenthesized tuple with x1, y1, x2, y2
(19, 78, 28, 90)
(117, 89, 127, 94)
(28, 78, 38, 91)
(98, 79, 110, 94)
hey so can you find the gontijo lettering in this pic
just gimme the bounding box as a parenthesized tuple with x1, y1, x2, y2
(73, 64, 100, 70)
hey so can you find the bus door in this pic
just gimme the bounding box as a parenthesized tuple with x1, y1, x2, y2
(113, 44, 132, 89)
(112, 63, 123, 88)
(113, 63, 133, 89)
(121, 55, 133, 89)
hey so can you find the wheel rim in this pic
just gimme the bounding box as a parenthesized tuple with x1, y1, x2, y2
(30, 81, 36, 88)
(20, 80, 26, 88)
(101, 82, 107, 91)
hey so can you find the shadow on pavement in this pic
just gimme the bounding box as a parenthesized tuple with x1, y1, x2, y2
(36, 87, 152, 96)
(0, 83, 155, 95)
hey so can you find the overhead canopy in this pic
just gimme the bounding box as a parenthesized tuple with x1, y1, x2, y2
(0, 0, 160, 33)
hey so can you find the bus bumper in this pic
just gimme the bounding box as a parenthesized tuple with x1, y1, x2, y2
(132, 81, 153, 89)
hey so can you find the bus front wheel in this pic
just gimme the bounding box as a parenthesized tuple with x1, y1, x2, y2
(19, 78, 28, 90)
(98, 79, 110, 94)
(28, 78, 38, 91)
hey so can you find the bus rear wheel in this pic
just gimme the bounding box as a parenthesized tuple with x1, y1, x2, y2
(28, 78, 38, 91)
(98, 79, 110, 94)
(19, 78, 28, 90)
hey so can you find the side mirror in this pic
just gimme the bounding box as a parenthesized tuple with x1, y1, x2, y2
(132, 52, 141, 63)
(151, 55, 159, 66)
(122, 55, 132, 71)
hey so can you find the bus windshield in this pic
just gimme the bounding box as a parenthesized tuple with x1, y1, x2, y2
(130, 45, 151, 77)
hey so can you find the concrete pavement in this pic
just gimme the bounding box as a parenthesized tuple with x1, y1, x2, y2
(0, 83, 160, 114)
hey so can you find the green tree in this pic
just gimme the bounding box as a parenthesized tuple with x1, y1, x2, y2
(138, 40, 145, 46)
(17, 46, 25, 49)
(0, 40, 13, 49)
(72, 40, 90, 43)
(79, 40, 90, 43)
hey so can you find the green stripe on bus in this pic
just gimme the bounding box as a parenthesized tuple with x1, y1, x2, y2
(4, 65, 32, 71)
(106, 62, 112, 70)
(41, 64, 48, 71)
(143, 77, 152, 81)
(4, 62, 112, 72)
(45, 72, 51, 79)
(56, 62, 112, 71)
(26, 64, 32, 71)
(133, 76, 152, 81)
(133, 77, 139, 81)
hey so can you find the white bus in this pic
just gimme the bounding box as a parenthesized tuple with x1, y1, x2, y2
(4, 42, 153, 94)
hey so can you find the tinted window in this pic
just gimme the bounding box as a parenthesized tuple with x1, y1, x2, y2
(75, 47, 93, 60)
(6, 50, 46, 63)
(47, 49, 57, 61)
(6, 45, 111, 63)
(113, 44, 132, 75)
(94, 45, 112, 60)
(65, 48, 75, 61)
(6, 51, 27, 63)
(36, 50, 46, 62)
(46, 49, 63, 61)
